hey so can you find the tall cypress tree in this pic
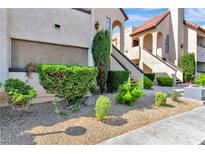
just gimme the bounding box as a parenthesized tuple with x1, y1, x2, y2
(91, 29, 111, 93)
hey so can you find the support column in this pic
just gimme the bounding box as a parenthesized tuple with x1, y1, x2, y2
(120, 24, 125, 53)
(139, 36, 144, 70)
(152, 32, 157, 56)
(0, 9, 9, 84)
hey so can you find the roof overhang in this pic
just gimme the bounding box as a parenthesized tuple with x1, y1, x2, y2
(119, 8, 129, 21)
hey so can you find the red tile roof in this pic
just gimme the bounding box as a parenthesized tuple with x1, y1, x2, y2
(130, 10, 170, 36)
(184, 20, 205, 33)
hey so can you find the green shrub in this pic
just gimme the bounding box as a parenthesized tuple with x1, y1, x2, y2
(183, 73, 193, 83)
(107, 70, 129, 92)
(156, 76, 173, 87)
(95, 95, 112, 120)
(170, 90, 179, 101)
(92, 29, 111, 93)
(154, 92, 167, 106)
(144, 73, 155, 81)
(4, 78, 37, 109)
(180, 53, 195, 83)
(195, 74, 205, 86)
(116, 80, 144, 106)
(89, 83, 97, 94)
(37, 64, 98, 102)
(143, 76, 153, 89)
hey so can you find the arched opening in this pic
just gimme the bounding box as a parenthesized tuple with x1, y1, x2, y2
(143, 34, 153, 52)
(157, 32, 163, 57)
(112, 20, 123, 52)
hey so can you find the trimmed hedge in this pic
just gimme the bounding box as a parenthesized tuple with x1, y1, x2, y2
(143, 76, 153, 89)
(180, 53, 195, 83)
(37, 64, 98, 101)
(156, 76, 173, 87)
(144, 73, 155, 81)
(4, 78, 37, 109)
(107, 70, 129, 92)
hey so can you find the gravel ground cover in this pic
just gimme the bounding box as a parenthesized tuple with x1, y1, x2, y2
(0, 91, 200, 145)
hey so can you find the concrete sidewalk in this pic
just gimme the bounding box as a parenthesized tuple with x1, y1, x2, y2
(100, 106, 205, 145)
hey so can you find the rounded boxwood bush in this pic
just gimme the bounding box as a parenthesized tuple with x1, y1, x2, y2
(154, 92, 167, 106)
(107, 70, 129, 93)
(143, 76, 153, 89)
(144, 73, 155, 81)
(156, 76, 173, 87)
(37, 64, 98, 102)
(95, 95, 112, 120)
(4, 78, 37, 109)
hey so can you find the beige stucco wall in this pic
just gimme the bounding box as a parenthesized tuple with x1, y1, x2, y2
(11, 39, 88, 68)
(112, 28, 140, 60)
(110, 56, 125, 70)
(8, 72, 50, 97)
(8, 9, 91, 48)
(93, 8, 126, 52)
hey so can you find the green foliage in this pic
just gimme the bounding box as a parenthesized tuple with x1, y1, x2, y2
(95, 95, 112, 120)
(89, 83, 97, 94)
(107, 70, 129, 92)
(91, 29, 111, 93)
(170, 90, 179, 101)
(195, 74, 205, 86)
(0, 83, 2, 89)
(37, 64, 98, 102)
(180, 53, 195, 83)
(183, 73, 193, 83)
(4, 78, 37, 109)
(143, 76, 153, 89)
(144, 73, 155, 81)
(154, 92, 167, 106)
(116, 80, 144, 106)
(156, 76, 173, 87)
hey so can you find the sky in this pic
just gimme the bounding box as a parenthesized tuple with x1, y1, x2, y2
(113, 8, 205, 35)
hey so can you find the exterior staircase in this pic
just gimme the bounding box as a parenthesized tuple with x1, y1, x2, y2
(141, 48, 183, 83)
(111, 45, 144, 81)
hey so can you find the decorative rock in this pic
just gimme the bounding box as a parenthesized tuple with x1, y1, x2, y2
(83, 95, 98, 106)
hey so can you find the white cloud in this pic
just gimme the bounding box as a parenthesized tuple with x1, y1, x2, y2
(141, 8, 164, 11)
(186, 8, 205, 23)
(128, 14, 149, 22)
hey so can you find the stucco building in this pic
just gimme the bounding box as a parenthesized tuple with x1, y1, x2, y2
(113, 8, 205, 83)
(0, 8, 143, 96)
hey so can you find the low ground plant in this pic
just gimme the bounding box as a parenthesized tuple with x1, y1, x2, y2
(4, 78, 37, 109)
(195, 74, 205, 86)
(95, 95, 112, 120)
(154, 92, 167, 106)
(143, 76, 153, 89)
(156, 76, 173, 87)
(116, 80, 144, 106)
(170, 90, 179, 101)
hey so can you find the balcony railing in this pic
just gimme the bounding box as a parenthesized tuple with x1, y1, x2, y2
(124, 46, 140, 60)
